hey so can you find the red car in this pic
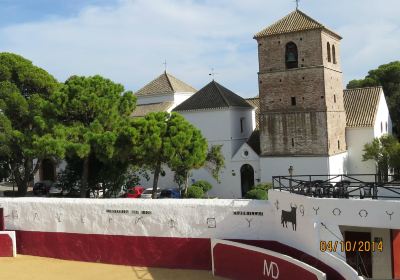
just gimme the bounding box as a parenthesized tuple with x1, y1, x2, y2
(126, 186, 145, 198)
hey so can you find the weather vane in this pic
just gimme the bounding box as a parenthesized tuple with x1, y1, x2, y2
(295, 0, 300, 10)
(163, 59, 167, 72)
(209, 67, 218, 80)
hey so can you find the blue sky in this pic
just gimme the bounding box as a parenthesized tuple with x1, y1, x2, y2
(0, 0, 399, 97)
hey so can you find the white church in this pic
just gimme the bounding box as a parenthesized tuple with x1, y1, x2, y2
(131, 10, 392, 199)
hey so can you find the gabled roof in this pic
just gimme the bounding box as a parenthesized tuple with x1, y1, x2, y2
(254, 10, 341, 39)
(131, 102, 174, 118)
(173, 80, 253, 111)
(136, 72, 196, 97)
(246, 97, 260, 129)
(343, 86, 382, 127)
(247, 129, 261, 155)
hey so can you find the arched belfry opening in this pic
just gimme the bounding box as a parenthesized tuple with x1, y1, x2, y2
(332, 45, 336, 64)
(240, 164, 255, 197)
(327, 42, 331, 62)
(285, 42, 298, 69)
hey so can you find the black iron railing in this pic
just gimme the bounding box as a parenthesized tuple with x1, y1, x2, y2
(272, 174, 400, 199)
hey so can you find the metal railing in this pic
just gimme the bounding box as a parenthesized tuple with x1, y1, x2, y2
(272, 174, 400, 199)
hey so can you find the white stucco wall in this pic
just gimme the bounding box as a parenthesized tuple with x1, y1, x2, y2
(373, 91, 392, 137)
(3, 191, 399, 279)
(260, 156, 332, 183)
(181, 109, 232, 143)
(172, 92, 195, 108)
(136, 94, 174, 105)
(346, 127, 375, 175)
(229, 108, 255, 155)
(328, 152, 348, 176)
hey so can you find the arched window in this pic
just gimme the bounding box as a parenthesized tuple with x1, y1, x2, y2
(332, 45, 337, 64)
(327, 42, 331, 62)
(285, 42, 298, 69)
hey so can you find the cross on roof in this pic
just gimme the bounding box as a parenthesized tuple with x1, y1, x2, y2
(209, 67, 218, 80)
(163, 59, 167, 72)
(295, 0, 300, 10)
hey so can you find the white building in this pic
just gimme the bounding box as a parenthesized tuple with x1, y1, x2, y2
(132, 76, 392, 199)
(344, 86, 392, 175)
(173, 80, 259, 198)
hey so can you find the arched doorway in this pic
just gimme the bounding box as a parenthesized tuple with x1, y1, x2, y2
(40, 159, 56, 181)
(240, 164, 254, 197)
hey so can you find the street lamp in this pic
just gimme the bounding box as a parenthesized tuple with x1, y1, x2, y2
(288, 166, 294, 191)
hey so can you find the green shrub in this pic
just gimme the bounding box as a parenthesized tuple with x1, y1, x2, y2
(253, 183, 272, 191)
(186, 186, 204, 198)
(244, 188, 267, 200)
(192, 180, 212, 193)
(244, 182, 272, 200)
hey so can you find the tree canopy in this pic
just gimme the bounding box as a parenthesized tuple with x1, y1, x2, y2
(347, 61, 400, 135)
(52, 75, 136, 197)
(131, 112, 208, 198)
(362, 134, 400, 181)
(0, 52, 62, 195)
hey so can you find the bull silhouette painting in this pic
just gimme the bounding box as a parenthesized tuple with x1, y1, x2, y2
(281, 203, 297, 231)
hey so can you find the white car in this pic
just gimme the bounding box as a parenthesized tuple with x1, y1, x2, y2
(140, 188, 161, 199)
(48, 182, 63, 197)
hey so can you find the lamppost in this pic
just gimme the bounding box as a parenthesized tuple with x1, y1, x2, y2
(288, 165, 294, 191)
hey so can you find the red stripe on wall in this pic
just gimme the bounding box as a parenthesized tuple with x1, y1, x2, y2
(230, 239, 345, 280)
(16, 231, 211, 270)
(392, 230, 400, 279)
(0, 234, 13, 257)
(213, 243, 320, 280)
(14, 230, 345, 278)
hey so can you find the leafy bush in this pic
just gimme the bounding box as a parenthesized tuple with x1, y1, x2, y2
(185, 185, 204, 198)
(192, 180, 212, 193)
(245, 188, 267, 200)
(244, 182, 272, 200)
(253, 183, 272, 191)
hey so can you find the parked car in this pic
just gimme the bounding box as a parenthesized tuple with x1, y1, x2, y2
(126, 186, 145, 198)
(48, 182, 63, 197)
(160, 188, 181, 199)
(33, 181, 53, 196)
(141, 187, 161, 199)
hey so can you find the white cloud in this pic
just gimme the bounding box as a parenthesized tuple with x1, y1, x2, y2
(0, 0, 399, 97)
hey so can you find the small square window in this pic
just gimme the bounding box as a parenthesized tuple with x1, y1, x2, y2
(291, 97, 296, 106)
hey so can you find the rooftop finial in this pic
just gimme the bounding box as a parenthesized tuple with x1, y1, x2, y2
(209, 67, 218, 81)
(295, 0, 300, 10)
(163, 59, 167, 73)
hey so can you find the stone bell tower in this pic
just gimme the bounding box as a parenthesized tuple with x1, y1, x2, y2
(254, 9, 347, 158)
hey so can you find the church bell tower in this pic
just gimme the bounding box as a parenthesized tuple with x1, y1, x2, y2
(254, 10, 347, 158)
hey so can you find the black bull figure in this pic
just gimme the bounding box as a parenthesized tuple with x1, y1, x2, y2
(281, 204, 297, 231)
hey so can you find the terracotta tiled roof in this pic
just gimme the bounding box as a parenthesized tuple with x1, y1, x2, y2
(136, 72, 196, 96)
(246, 97, 260, 129)
(343, 87, 382, 127)
(131, 101, 174, 118)
(173, 81, 253, 111)
(254, 10, 341, 39)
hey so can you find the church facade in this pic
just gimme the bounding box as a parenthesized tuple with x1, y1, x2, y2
(132, 9, 392, 199)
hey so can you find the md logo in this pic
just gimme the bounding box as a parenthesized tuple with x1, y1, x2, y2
(263, 260, 279, 279)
